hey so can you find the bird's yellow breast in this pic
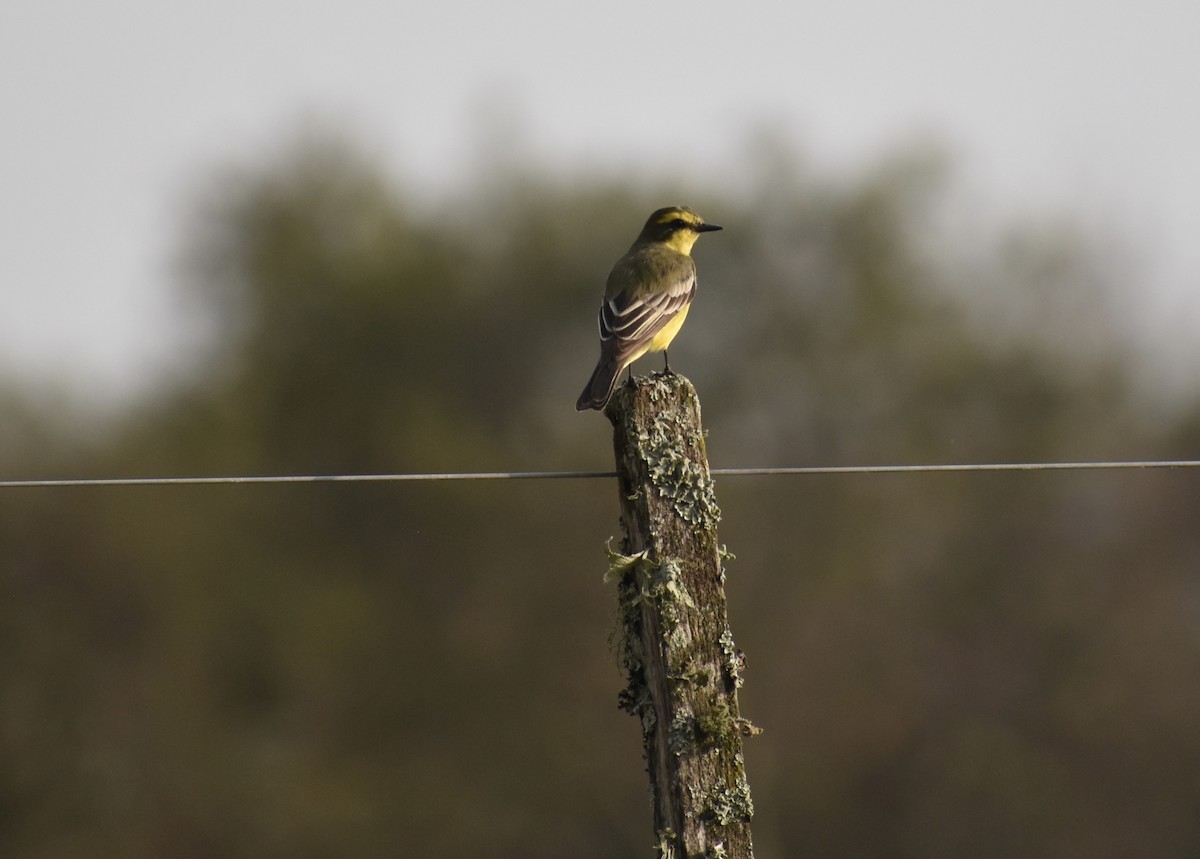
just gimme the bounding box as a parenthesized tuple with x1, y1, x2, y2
(645, 304, 690, 354)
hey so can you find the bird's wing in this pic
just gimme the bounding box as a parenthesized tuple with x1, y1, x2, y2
(598, 257, 696, 362)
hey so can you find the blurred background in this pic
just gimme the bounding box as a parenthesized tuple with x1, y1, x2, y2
(3, 2, 1200, 857)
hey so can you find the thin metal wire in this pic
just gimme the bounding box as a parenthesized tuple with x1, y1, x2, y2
(0, 470, 616, 489)
(713, 460, 1200, 476)
(2, 460, 1200, 489)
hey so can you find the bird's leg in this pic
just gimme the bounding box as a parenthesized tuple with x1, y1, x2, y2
(625, 366, 634, 388)
(662, 350, 672, 375)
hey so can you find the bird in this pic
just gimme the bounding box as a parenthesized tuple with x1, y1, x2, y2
(576, 206, 722, 411)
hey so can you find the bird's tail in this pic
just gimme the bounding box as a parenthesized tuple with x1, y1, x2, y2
(576, 356, 623, 411)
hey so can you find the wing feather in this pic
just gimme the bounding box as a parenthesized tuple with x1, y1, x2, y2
(597, 261, 696, 363)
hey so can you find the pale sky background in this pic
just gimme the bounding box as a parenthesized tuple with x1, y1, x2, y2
(2, 0, 1198, 403)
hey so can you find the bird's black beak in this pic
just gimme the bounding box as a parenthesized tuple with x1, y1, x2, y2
(698, 222, 723, 232)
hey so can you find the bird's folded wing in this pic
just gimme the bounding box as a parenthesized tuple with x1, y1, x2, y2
(598, 270, 696, 359)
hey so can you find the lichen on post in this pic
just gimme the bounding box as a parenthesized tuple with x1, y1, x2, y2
(604, 372, 758, 859)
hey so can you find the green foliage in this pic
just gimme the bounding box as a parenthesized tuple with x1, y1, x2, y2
(2, 130, 1200, 858)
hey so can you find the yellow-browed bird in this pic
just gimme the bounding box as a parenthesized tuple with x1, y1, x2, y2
(576, 206, 722, 411)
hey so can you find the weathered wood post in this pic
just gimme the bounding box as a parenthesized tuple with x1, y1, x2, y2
(605, 372, 758, 859)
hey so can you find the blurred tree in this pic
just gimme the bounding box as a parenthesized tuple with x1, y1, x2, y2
(1, 130, 1197, 858)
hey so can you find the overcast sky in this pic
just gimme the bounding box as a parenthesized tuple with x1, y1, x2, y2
(3, 0, 1198, 400)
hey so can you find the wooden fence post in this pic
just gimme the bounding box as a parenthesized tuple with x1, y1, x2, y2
(605, 372, 758, 859)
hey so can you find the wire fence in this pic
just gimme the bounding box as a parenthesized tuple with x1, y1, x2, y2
(3, 459, 1200, 489)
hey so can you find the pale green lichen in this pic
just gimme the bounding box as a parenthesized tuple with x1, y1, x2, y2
(646, 557, 694, 607)
(668, 710, 697, 756)
(718, 628, 744, 689)
(645, 557, 695, 631)
(654, 829, 677, 859)
(605, 539, 650, 719)
(607, 546, 704, 734)
(623, 377, 722, 533)
(606, 546, 694, 611)
(638, 412, 722, 531)
(611, 374, 721, 531)
(718, 544, 735, 584)
(706, 778, 755, 826)
(603, 540, 649, 584)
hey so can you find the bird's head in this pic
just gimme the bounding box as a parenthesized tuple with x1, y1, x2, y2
(636, 206, 722, 254)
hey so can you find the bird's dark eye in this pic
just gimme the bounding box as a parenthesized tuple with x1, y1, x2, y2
(670, 218, 685, 229)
